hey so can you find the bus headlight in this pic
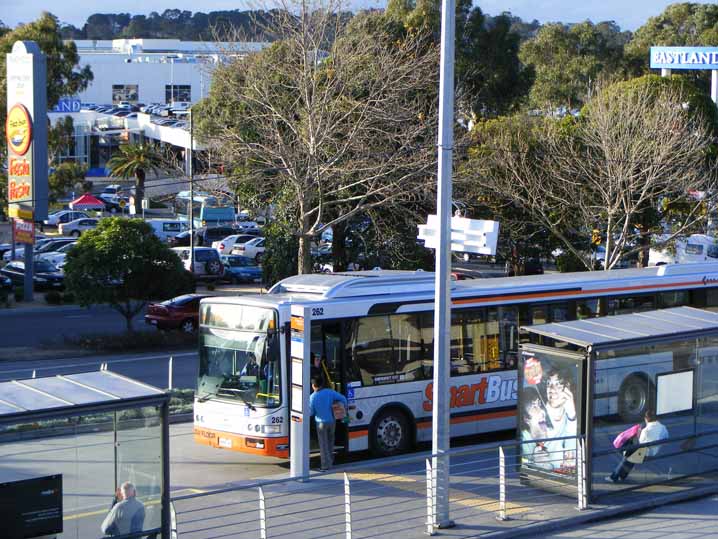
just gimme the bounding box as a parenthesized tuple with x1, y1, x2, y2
(263, 425, 282, 434)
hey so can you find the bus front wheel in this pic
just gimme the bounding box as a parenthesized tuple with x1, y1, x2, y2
(370, 408, 410, 457)
(618, 375, 654, 423)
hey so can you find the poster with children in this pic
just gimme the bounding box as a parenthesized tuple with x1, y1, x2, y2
(519, 350, 581, 476)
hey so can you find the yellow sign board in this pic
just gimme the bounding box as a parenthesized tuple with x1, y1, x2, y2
(8, 205, 34, 220)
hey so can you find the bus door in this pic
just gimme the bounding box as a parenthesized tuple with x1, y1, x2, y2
(310, 321, 347, 451)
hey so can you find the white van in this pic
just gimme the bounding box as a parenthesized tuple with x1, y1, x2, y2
(649, 234, 718, 265)
(147, 220, 189, 242)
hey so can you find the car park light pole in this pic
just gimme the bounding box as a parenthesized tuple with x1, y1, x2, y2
(189, 108, 194, 273)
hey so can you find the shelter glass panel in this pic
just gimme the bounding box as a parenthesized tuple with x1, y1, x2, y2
(591, 340, 717, 496)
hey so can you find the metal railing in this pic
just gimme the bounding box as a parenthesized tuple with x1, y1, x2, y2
(170, 437, 587, 539)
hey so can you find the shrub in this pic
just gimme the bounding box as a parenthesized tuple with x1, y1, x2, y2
(0, 290, 8, 307)
(62, 291, 75, 304)
(206, 282, 216, 291)
(44, 291, 62, 304)
(13, 286, 24, 302)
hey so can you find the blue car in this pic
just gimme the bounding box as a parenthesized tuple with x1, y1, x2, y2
(221, 255, 262, 284)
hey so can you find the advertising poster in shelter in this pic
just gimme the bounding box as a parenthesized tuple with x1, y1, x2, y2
(519, 349, 582, 477)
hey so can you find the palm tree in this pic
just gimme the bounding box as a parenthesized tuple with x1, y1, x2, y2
(107, 143, 165, 216)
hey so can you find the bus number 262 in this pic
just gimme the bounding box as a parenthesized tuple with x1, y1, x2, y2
(312, 308, 324, 316)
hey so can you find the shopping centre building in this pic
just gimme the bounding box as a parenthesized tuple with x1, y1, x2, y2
(50, 38, 268, 172)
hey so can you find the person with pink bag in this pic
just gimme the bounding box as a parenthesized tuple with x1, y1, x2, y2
(606, 410, 668, 483)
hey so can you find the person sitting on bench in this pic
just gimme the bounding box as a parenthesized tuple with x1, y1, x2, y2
(607, 409, 668, 483)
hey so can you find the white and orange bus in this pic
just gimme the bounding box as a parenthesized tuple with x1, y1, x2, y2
(193, 264, 718, 458)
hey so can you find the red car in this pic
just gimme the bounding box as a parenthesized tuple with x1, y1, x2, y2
(145, 294, 212, 333)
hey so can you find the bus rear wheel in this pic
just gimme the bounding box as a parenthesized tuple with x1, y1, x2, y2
(370, 408, 410, 457)
(618, 375, 653, 422)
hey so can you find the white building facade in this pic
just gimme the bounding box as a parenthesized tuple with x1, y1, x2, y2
(72, 38, 268, 106)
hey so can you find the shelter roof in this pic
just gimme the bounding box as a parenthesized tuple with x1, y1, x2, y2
(524, 307, 718, 348)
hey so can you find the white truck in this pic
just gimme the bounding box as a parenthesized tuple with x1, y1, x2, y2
(649, 234, 718, 265)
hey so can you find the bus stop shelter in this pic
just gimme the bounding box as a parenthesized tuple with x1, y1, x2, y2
(518, 306, 718, 503)
(0, 370, 170, 539)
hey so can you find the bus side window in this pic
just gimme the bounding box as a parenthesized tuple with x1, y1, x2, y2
(550, 303, 570, 322)
(391, 314, 425, 381)
(484, 308, 501, 370)
(577, 298, 599, 319)
(705, 289, 718, 312)
(352, 316, 394, 386)
(608, 294, 654, 315)
(659, 291, 690, 308)
(499, 307, 518, 369)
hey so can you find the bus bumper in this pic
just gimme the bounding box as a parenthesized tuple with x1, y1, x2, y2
(194, 426, 289, 458)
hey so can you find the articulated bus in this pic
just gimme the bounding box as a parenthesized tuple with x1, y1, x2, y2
(193, 264, 718, 459)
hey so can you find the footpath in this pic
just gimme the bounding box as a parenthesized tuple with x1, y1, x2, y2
(171, 442, 718, 539)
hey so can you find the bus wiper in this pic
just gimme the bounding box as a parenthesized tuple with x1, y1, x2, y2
(237, 391, 256, 411)
(197, 393, 212, 403)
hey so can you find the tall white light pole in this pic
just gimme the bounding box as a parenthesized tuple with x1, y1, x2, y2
(432, 0, 456, 529)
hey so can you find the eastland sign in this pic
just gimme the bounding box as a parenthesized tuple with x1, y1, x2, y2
(651, 46, 718, 70)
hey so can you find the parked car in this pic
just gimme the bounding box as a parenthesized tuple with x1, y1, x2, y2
(145, 293, 213, 333)
(234, 221, 262, 235)
(171, 247, 224, 280)
(38, 238, 77, 252)
(98, 184, 131, 203)
(0, 260, 64, 289)
(147, 220, 189, 242)
(3, 237, 74, 262)
(195, 226, 236, 247)
(232, 236, 266, 263)
(1, 274, 12, 291)
(221, 255, 262, 283)
(37, 242, 77, 268)
(44, 209, 90, 226)
(103, 196, 130, 213)
(212, 234, 257, 255)
(168, 230, 191, 248)
(59, 217, 100, 237)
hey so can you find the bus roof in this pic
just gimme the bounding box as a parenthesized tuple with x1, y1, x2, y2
(266, 264, 718, 300)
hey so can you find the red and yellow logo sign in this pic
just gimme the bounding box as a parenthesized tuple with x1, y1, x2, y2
(6, 103, 33, 156)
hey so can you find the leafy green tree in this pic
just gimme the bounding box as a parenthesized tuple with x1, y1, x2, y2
(625, 3, 718, 78)
(519, 21, 629, 110)
(0, 13, 93, 130)
(49, 162, 86, 204)
(261, 220, 299, 287)
(107, 143, 166, 215)
(64, 219, 194, 332)
(48, 116, 75, 165)
(386, 0, 531, 117)
(467, 75, 717, 271)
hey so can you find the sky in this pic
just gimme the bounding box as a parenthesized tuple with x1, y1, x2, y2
(2, 0, 717, 32)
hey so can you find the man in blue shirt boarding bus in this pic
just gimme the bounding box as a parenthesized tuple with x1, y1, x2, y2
(309, 377, 348, 471)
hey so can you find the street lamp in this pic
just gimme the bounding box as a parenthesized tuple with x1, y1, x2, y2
(167, 54, 179, 104)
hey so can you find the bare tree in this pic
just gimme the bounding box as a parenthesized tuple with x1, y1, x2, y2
(196, 0, 439, 273)
(470, 81, 717, 270)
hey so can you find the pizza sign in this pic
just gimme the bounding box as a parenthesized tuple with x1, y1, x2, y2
(6, 103, 33, 156)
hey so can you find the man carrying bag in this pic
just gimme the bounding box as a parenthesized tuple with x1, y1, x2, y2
(309, 377, 348, 471)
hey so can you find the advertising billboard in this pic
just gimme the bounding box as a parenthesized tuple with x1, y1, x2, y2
(519, 349, 583, 478)
(1, 473, 63, 539)
(5, 41, 48, 221)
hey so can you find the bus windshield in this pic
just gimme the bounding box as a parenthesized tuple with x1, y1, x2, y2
(198, 305, 280, 407)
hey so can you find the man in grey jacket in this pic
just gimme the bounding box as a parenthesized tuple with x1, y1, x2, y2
(101, 481, 145, 536)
